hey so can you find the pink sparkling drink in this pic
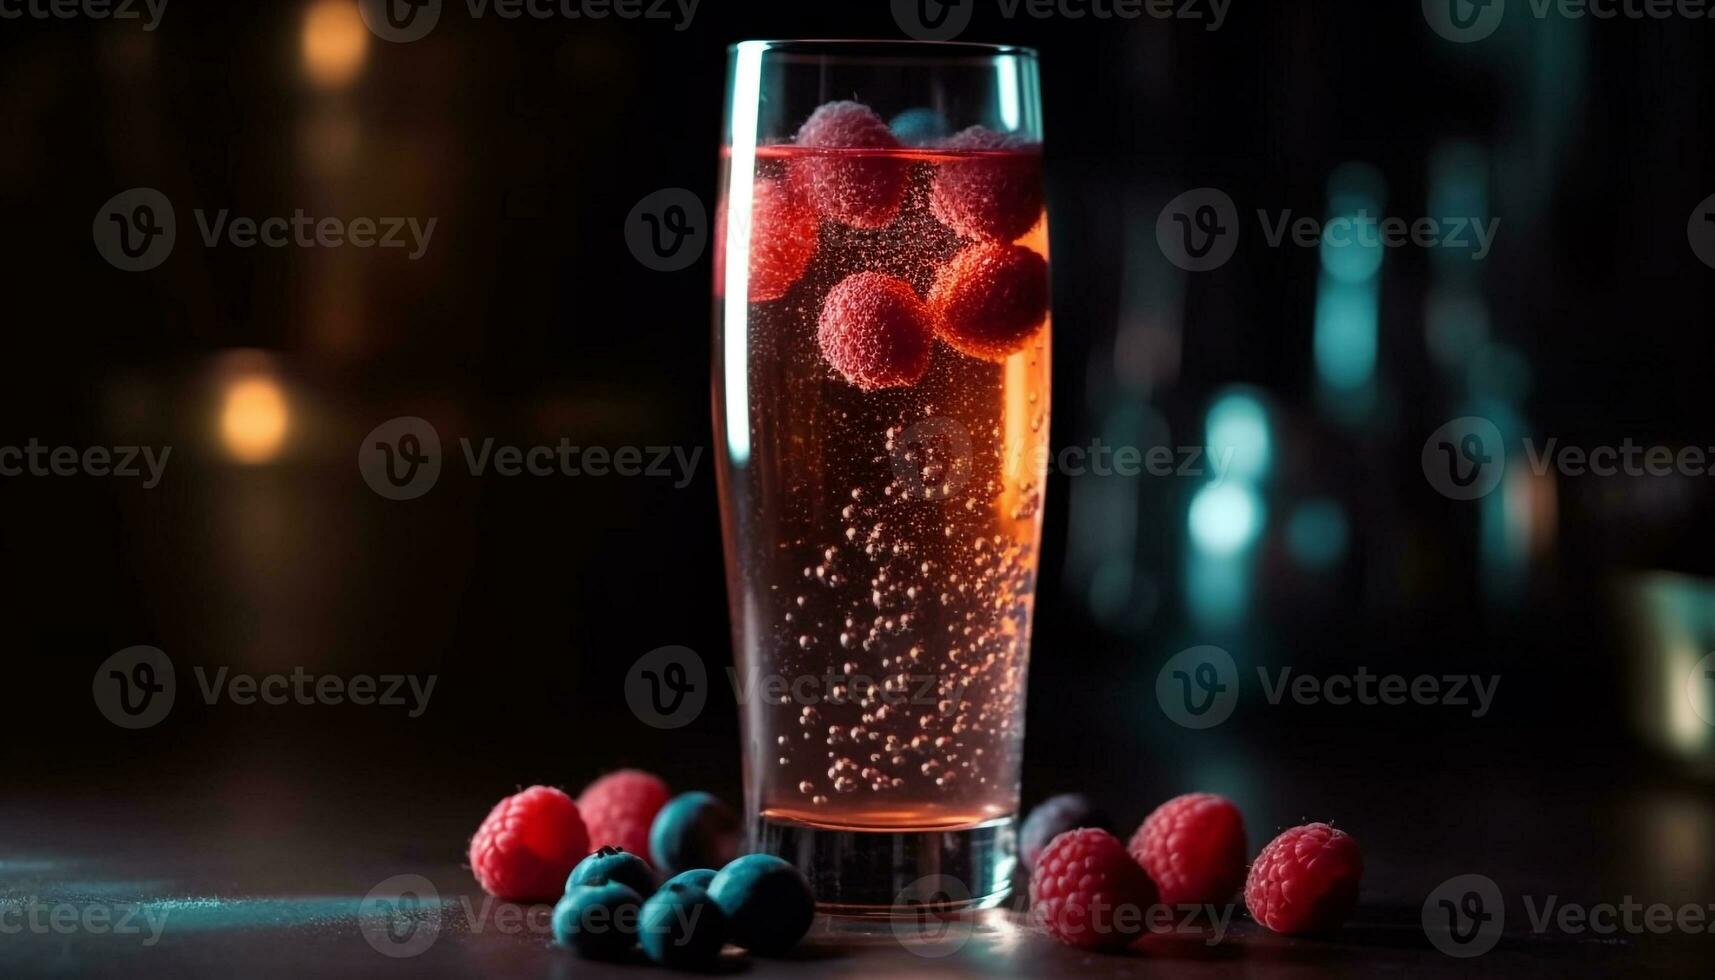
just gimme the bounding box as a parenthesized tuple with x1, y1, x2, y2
(714, 41, 1047, 913)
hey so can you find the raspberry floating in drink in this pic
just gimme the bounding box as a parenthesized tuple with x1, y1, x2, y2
(1245, 822, 1364, 935)
(817, 271, 934, 390)
(931, 126, 1045, 243)
(790, 100, 907, 229)
(715, 178, 820, 302)
(929, 241, 1050, 361)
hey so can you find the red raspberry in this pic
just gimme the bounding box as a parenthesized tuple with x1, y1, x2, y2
(1244, 823, 1363, 935)
(928, 242, 1049, 362)
(930, 126, 1044, 243)
(1029, 827, 1158, 949)
(468, 785, 590, 901)
(578, 769, 670, 863)
(1128, 793, 1247, 907)
(789, 101, 906, 229)
(817, 271, 933, 390)
(715, 178, 820, 303)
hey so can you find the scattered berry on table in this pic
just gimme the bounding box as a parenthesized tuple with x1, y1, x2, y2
(638, 881, 730, 969)
(1129, 792, 1248, 907)
(1029, 827, 1158, 949)
(578, 769, 670, 864)
(568, 845, 657, 898)
(469, 785, 589, 902)
(1244, 822, 1363, 936)
(553, 882, 642, 960)
(649, 791, 740, 877)
(662, 868, 717, 891)
(1020, 794, 1109, 872)
(708, 853, 815, 955)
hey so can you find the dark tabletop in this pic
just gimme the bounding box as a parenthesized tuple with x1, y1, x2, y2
(7, 730, 1712, 979)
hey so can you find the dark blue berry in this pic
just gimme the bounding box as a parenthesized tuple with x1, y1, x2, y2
(1020, 793, 1110, 871)
(648, 792, 738, 876)
(568, 845, 656, 897)
(638, 881, 728, 969)
(662, 868, 716, 891)
(708, 853, 815, 955)
(552, 882, 641, 960)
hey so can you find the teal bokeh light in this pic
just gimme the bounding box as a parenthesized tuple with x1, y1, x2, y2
(1189, 482, 1264, 557)
(1286, 498, 1349, 570)
(1205, 388, 1272, 483)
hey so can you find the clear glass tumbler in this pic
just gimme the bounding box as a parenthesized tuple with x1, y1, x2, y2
(713, 40, 1048, 914)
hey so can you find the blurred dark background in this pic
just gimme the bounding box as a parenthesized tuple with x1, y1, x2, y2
(4, 0, 1715, 931)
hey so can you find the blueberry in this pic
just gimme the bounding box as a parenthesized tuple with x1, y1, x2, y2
(662, 868, 716, 891)
(1020, 793, 1110, 872)
(568, 845, 656, 897)
(552, 882, 642, 960)
(649, 792, 738, 876)
(638, 881, 728, 970)
(708, 853, 815, 955)
(890, 107, 952, 147)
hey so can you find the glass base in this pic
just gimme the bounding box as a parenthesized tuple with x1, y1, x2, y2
(751, 813, 1016, 916)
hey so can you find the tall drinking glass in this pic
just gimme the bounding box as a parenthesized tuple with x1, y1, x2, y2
(714, 40, 1048, 914)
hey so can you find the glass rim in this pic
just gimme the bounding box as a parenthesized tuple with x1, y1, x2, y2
(729, 39, 1039, 61)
